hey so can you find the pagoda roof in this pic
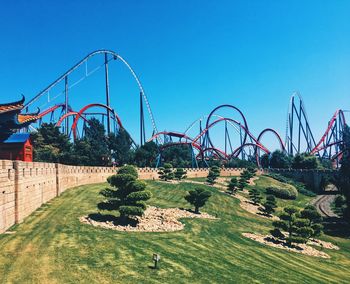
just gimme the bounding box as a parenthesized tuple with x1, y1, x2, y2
(17, 113, 40, 124)
(1, 133, 30, 144)
(0, 95, 25, 114)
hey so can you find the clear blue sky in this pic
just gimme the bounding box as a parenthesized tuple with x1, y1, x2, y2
(0, 1, 349, 149)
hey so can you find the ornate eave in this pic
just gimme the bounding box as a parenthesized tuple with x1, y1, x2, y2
(0, 95, 25, 115)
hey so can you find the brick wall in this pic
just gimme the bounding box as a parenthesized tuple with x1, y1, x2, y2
(0, 160, 16, 233)
(0, 160, 247, 234)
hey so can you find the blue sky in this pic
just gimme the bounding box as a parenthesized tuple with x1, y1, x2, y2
(0, 1, 349, 149)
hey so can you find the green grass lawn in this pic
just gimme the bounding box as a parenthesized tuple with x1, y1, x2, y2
(1, 180, 350, 283)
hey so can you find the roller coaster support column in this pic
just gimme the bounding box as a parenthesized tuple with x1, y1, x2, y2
(191, 145, 199, 168)
(64, 76, 69, 136)
(104, 53, 111, 134)
(140, 92, 146, 146)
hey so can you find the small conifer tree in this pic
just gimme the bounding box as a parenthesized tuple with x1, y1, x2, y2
(101, 165, 152, 224)
(261, 195, 277, 216)
(174, 168, 187, 180)
(184, 187, 212, 213)
(158, 163, 174, 181)
(227, 177, 238, 195)
(249, 188, 262, 205)
(206, 166, 220, 185)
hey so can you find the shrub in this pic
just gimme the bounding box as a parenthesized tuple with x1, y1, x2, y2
(100, 165, 152, 224)
(266, 173, 316, 197)
(185, 187, 212, 213)
(300, 205, 323, 238)
(158, 163, 174, 181)
(206, 166, 220, 185)
(117, 165, 138, 178)
(227, 177, 238, 195)
(261, 195, 277, 216)
(265, 186, 298, 200)
(174, 168, 187, 180)
(248, 188, 262, 205)
(238, 178, 248, 191)
(272, 206, 314, 246)
(272, 205, 324, 245)
(334, 195, 346, 208)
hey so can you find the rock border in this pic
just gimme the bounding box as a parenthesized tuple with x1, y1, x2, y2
(80, 206, 217, 232)
(242, 232, 338, 258)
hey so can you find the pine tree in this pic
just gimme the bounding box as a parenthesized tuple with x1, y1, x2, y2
(184, 187, 212, 213)
(227, 177, 238, 195)
(174, 168, 187, 180)
(240, 169, 254, 181)
(249, 188, 262, 205)
(100, 165, 151, 224)
(206, 166, 220, 185)
(158, 163, 174, 181)
(108, 128, 134, 166)
(300, 205, 323, 238)
(261, 195, 277, 216)
(271, 206, 313, 246)
(238, 178, 248, 191)
(84, 118, 110, 166)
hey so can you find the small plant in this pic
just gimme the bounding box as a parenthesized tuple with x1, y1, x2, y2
(248, 188, 262, 205)
(261, 195, 277, 216)
(184, 187, 212, 213)
(158, 163, 174, 181)
(174, 168, 187, 180)
(227, 177, 238, 195)
(206, 166, 220, 185)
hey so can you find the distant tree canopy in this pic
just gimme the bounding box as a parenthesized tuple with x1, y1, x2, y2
(159, 144, 192, 168)
(108, 128, 134, 166)
(32, 123, 72, 163)
(291, 153, 320, 169)
(260, 150, 332, 170)
(32, 119, 134, 166)
(134, 141, 158, 167)
(226, 157, 257, 169)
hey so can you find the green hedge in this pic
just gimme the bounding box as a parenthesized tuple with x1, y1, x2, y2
(266, 173, 316, 197)
(266, 186, 298, 200)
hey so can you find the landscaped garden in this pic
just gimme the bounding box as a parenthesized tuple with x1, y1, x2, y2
(1, 171, 350, 283)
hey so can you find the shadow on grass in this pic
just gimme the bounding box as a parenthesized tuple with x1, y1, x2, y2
(265, 236, 303, 251)
(322, 216, 350, 238)
(88, 213, 138, 227)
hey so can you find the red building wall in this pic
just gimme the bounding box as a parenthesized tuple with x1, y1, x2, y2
(0, 139, 33, 162)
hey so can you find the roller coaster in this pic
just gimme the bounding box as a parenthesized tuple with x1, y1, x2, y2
(22, 50, 348, 167)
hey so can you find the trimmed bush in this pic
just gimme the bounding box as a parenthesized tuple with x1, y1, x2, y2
(117, 165, 138, 178)
(100, 165, 152, 224)
(119, 206, 144, 217)
(266, 186, 298, 200)
(266, 173, 316, 197)
(185, 187, 212, 213)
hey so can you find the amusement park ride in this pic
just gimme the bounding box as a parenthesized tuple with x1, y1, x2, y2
(0, 49, 348, 167)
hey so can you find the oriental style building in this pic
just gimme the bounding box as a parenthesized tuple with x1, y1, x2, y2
(0, 96, 39, 162)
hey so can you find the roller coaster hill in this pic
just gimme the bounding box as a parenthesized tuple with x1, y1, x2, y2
(3, 49, 349, 168)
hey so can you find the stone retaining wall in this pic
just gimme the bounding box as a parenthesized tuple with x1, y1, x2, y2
(0, 160, 247, 234)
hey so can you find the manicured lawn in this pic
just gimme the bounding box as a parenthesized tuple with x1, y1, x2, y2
(1, 180, 350, 283)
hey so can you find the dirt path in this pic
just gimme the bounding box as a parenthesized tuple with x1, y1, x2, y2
(310, 185, 339, 218)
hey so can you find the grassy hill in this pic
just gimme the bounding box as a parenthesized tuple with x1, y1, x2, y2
(0, 179, 350, 283)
